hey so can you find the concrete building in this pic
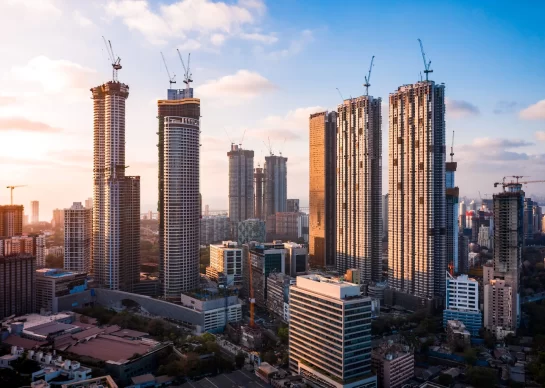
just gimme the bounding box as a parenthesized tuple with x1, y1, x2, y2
(287, 199, 300, 213)
(371, 342, 414, 388)
(237, 219, 266, 245)
(446, 320, 471, 349)
(283, 241, 308, 277)
(51, 209, 64, 229)
(242, 241, 285, 307)
(299, 213, 309, 243)
(484, 279, 515, 333)
(446, 158, 459, 275)
(254, 166, 265, 220)
(533, 204, 542, 234)
(266, 272, 293, 321)
(309, 111, 337, 269)
(459, 201, 467, 230)
(289, 275, 376, 388)
(337, 96, 382, 283)
(382, 194, 388, 240)
(228, 144, 255, 229)
(0, 205, 24, 237)
(92, 80, 140, 292)
(35, 268, 88, 313)
(0, 235, 45, 268)
(84, 197, 93, 209)
(388, 81, 446, 299)
(200, 215, 230, 245)
(207, 241, 243, 286)
(0, 254, 35, 319)
(443, 273, 481, 336)
(157, 83, 200, 297)
(523, 198, 534, 241)
(270, 212, 301, 241)
(45, 246, 63, 258)
(264, 155, 288, 217)
(478, 225, 492, 249)
(180, 293, 242, 333)
(458, 235, 469, 274)
(64, 202, 92, 274)
(31, 201, 39, 224)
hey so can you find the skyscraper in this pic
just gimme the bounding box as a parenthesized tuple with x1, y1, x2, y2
(337, 96, 382, 283)
(388, 81, 446, 299)
(446, 153, 459, 274)
(157, 83, 200, 297)
(228, 144, 255, 226)
(0, 205, 23, 237)
(382, 194, 388, 240)
(523, 197, 534, 242)
(309, 111, 337, 269)
(459, 201, 467, 230)
(264, 155, 287, 217)
(91, 80, 140, 292)
(254, 166, 265, 220)
(31, 200, 39, 224)
(64, 202, 92, 274)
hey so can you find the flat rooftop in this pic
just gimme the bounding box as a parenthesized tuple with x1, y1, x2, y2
(65, 334, 157, 363)
(36, 268, 79, 278)
(9, 313, 74, 330)
(179, 369, 267, 388)
(296, 274, 361, 299)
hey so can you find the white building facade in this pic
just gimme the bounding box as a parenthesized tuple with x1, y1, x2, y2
(207, 241, 243, 286)
(64, 202, 92, 274)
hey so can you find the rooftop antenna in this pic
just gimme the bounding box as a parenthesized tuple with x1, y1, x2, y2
(102, 36, 122, 82)
(160, 52, 176, 88)
(176, 49, 193, 90)
(417, 38, 433, 81)
(450, 130, 455, 162)
(363, 55, 375, 96)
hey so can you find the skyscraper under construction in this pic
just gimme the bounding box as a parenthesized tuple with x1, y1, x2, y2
(228, 144, 254, 227)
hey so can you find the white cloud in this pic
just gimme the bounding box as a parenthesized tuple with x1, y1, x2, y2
(6, 0, 61, 16)
(265, 30, 313, 59)
(0, 96, 16, 106)
(471, 137, 533, 149)
(535, 131, 545, 141)
(211, 33, 226, 46)
(105, 0, 266, 46)
(240, 32, 277, 44)
(196, 70, 276, 102)
(178, 39, 202, 51)
(73, 10, 95, 28)
(520, 99, 545, 120)
(445, 98, 480, 118)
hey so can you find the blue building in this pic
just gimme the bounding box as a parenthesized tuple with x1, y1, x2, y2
(443, 272, 482, 336)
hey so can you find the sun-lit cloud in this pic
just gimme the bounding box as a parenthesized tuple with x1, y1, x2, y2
(535, 131, 545, 141)
(73, 10, 95, 28)
(0, 117, 62, 132)
(196, 70, 276, 102)
(5, 0, 61, 16)
(445, 98, 480, 118)
(470, 137, 533, 149)
(240, 32, 278, 44)
(520, 99, 545, 120)
(0, 96, 16, 106)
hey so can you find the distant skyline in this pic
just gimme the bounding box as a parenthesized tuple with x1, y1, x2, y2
(1, 0, 545, 217)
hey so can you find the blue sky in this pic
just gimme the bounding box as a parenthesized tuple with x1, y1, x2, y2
(0, 0, 544, 218)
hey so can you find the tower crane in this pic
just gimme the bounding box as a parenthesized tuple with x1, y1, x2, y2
(102, 36, 122, 82)
(363, 55, 375, 96)
(160, 52, 176, 88)
(494, 177, 545, 192)
(417, 38, 433, 81)
(6, 185, 26, 205)
(176, 49, 193, 90)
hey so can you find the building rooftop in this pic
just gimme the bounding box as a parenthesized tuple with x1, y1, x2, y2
(110, 328, 149, 339)
(179, 369, 266, 388)
(373, 341, 412, 361)
(296, 274, 362, 300)
(36, 268, 80, 278)
(3, 335, 47, 349)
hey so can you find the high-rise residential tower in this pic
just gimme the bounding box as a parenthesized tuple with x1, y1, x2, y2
(337, 97, 382, 283)
(309, 111, 337, 269)
(92, 80, 140, 292)
(0, 205, 23, 237)
(264, 155, 287, 217)
(388, 81, 446, 299)
(0, 254, 35, 319)
(254, 166, 265, 220)
(228, 144, 255, 227)
(382, 194, 388, 240)
(31, 200, 39, 224)
(85, 197, 93, 209)
(446, 152, 459, 274)
(157, 82, 200, 298)
(64, 202, 92, 274)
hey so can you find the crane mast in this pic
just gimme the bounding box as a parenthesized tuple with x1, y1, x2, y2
(102, 36, 122, 82)
(417, 38, 433, 81)
(160, 52, 176, 88)
(363, 55, 375, 96)
(176, 49, 193, 90)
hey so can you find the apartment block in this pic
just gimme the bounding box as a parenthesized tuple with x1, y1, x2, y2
(484, 279, 514, 332)
(0, 235, 45, 267)
(337, 96, 382, 283)
(266, 272, 293, 322)
(443, 273, 481, 336)
(0, 205, 24, 237)
(228, 144, 255, 226)
(289, 275, 376, 388)
(446, 160, 459, 275)
(207, 241, 243, 286)
(31, 201, 39, 224)
(254, 166, 265, 220)
(51, 208, 64, 229)
(237, 219, 266, 245)
(264, 155, 288, 217)
(372, 342, 414, 388)
(200, 215, 230, 245)
(0, 254, 36, 319)
(64, 202, 92, 274)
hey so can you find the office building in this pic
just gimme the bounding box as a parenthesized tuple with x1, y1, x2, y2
(207, 241, 243, 286)
(180, 293, 242, 333)
(299, 213, 309, 243)
(289, 275, 376, 388)
(266, 272, 293, 321)
(337, 96, 382, 283)
(254, 166, 265, 220)
(309, 111, 337, 269)
(51, 209, 64, 229)
(0, 235, 45, 267)
(242, 241, 285, 307)
(200, 215, 230, 245)
(286, 199, 300, 213)
(388, 81, 446, 298)
(372, 342, 414, 388)
(85, 197, 93, 209)
(31, 200, 39, 224)
(382, 194, 388, 240)
(443, 273, 481, 336)
(446, 157, 459, 275)
(237, 219, 266, 245)
(283, 241, 308, 277)
(264, 155, 288, 217)
(0, 254, 35, 319)
(484, 279, 515, 333)
(157, 82, 200, 297)
(35, 268, 88, 313)
(64, 202, 92, 274)
(228, 144, 254, 227)
(92, 80, 140, 292)
(0, 205, 24, 237)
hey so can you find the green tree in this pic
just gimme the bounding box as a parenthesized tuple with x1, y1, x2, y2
(464, 348, 477, 366)
(278, 327, 289, 344)
(466, 367, 498, 388)
(235, 352, 245, 369)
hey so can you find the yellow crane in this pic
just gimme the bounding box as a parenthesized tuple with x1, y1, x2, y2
(6, 185, 26, 205)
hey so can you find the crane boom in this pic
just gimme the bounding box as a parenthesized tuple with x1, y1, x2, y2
(6, 185, 27, 205)
(176, 49, 193, 89)
(417, 38, 433, 81)
(102, 36, 122, 81)
(160, 52, 176, 88)
(363, 55, 375, 96)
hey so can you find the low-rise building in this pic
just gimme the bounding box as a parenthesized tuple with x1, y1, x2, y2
(1, 235, 45, 267)
(180, 292, 242, 333)
(443, 272, 482, 336)
(266, 272, 293, 321)
(446, 320, 471, 350)
(45, 246, 64, 259)
(61, 375, 118, 388)
(283, 242, 308, 277)
(36, 268, 90, 313)
(371, 342, 414, 388)
(207, 241, 243, 286)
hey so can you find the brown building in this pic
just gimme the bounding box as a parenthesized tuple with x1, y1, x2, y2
(0, 205, 24, 237)
(372, 342, 414, 388)
(0, 254, 36, 319)
(308, 111, 336, 269)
